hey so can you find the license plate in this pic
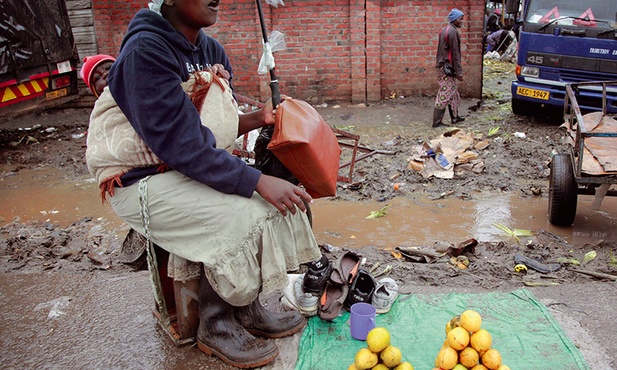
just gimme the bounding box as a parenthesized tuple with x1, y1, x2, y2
(46, 88, 68, 100)
(516, 87, 549, 100)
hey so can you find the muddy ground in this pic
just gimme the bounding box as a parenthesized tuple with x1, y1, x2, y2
(1, 60, 616, 367)
(2, 60, 614, 278)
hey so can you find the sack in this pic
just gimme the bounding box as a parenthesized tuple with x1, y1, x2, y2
(267, 98, 342, 198)
(443, 62, 455, 77)
(183, 71, 239, 153)
(254, 125, 297, 184)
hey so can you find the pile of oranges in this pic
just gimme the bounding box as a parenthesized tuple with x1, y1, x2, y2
(349, 327, 414, 370)
(434, 310, 510, 370)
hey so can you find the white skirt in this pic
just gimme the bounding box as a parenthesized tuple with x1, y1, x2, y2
(109, 170, 321, 306)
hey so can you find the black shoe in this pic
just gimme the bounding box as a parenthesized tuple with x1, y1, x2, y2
(451, 116, 465, 124)
(432, 121, 448, 128)
(344, 269, 376, 310)
(302, 255, 332, 295)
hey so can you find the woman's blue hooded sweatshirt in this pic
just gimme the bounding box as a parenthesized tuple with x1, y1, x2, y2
(108, 9, 261, 198)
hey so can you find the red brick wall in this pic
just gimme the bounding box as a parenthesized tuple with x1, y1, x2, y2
(92, 0, 483, 103)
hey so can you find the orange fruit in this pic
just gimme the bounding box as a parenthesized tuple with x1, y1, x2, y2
(470, 329, 492, 354)
(366, 327, 391, 353)
(481, 348, 502, 369)
(354, 348, 378, 370)
(459, 346, 480, 368)
(380, 345, 402, 368)
(435, 346, 458, 370)
(446, 326, 470, 350)
(460, 310, 482, 333)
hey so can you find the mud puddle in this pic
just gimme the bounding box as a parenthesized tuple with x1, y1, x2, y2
(2, 167, 616, 248)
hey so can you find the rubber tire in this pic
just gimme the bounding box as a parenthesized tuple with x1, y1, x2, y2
(511, 98, 536, 116)
(548, 153, 578, 226)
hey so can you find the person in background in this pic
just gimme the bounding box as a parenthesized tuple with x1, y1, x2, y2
(432, 8, 465, 128)
(85, 0, 323, 368)
(79, 54, 116, 98)
(486, 8, 502, 34)
(486, 26, 514, 54)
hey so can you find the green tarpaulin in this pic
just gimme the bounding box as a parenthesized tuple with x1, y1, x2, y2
(295, 289, 588, 370)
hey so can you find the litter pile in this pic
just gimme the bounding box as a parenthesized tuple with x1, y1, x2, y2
(407, 129, 487, 179)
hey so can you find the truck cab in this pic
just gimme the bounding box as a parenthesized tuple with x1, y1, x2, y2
(510, 0, 617, 115)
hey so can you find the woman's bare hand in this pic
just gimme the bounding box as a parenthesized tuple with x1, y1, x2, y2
(255, 174, 312, 216)
(209, 64, 230, 80)
(262, 95, 291, 125)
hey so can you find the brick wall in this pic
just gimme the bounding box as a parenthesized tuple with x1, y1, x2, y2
(92, 0, 483, 103)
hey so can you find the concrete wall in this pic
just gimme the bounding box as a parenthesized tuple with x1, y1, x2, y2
(90, 0, 483, 104)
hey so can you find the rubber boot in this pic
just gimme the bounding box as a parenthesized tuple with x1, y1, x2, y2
(432, 107, 447, 127)
(196, 273, 279, 369)
(448, 105, 465, 124)
(236, 298, 307, 339)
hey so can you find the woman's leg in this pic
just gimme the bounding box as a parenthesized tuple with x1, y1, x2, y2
(197, 271, 279, 368)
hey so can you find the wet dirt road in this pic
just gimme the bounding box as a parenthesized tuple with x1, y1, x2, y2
(1, 269, 615, 369)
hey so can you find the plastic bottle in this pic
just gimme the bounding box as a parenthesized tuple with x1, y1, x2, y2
(435, 152, 453, 170)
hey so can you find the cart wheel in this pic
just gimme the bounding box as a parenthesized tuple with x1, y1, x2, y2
(548, 153, 577, 226)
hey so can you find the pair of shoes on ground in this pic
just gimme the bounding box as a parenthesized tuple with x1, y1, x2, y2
(292, 252, 400, 320)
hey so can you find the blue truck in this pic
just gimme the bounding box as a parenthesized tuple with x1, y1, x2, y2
(510, 0, 617, 115)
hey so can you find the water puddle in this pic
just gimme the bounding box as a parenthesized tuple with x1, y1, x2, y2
(0, 167, 122, 229)
(1, 168, 616, 247)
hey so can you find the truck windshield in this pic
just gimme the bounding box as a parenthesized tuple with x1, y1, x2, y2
(526, 0, 617, 29)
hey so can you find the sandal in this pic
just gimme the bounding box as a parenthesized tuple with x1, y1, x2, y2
(330, 251, 361, 286)
(318, 282, 348, 321)
(344, 269, 376, 310)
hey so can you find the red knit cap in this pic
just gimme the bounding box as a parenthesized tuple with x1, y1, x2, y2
(80, 54, 116, 95)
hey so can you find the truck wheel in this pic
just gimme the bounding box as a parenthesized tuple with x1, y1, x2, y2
(548, 153, 577, 226)
(511, 98, 535, 116)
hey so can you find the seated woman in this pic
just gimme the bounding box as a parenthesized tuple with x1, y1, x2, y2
(85, 0, 323, 368)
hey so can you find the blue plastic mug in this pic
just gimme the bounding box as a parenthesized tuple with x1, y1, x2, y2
(350, 302, 376, 340)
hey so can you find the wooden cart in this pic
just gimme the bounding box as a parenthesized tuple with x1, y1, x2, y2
(549, 81, 617, 226)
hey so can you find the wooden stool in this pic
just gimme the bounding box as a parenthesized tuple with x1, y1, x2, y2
(150, 245, 200, 347)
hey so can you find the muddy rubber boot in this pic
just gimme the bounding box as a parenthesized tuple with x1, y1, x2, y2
(432, 107, 447, 127)
(448, 105, 465, 124)
(236, 298, 307, 339)
(196, 273, 278, 369)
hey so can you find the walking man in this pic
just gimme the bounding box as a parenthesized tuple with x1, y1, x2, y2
(433, 8, 465, 127)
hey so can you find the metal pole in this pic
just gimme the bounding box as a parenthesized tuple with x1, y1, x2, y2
(255, 0, 281, 106)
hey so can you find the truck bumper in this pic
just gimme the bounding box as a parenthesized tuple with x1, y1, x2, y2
(512, 79, 617, 113)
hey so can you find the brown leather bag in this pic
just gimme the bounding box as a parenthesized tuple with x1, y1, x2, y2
(267, 98, 341, 198)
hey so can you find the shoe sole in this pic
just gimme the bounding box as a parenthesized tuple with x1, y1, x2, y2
(197, 339, 279, 369)
(374, 306, 392, 314)
(297, 304, 318, 316)
(246, 317, 307, 339)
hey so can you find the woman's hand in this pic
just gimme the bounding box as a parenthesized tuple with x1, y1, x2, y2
(209, 64, 230, 80)
(262, 95, 290, 126)
(255, 174, 312, 216)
